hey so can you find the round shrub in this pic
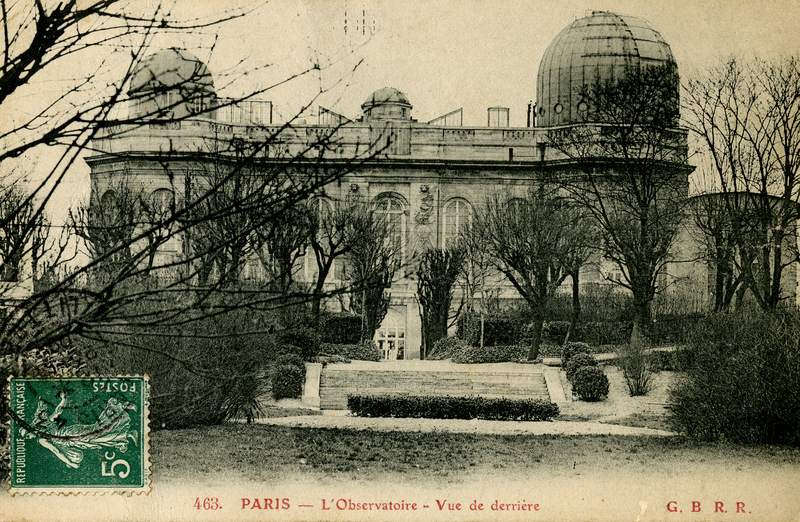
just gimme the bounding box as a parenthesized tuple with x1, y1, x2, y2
(561, 342, 591, 367)
(571, 366, 609, 402)
(270, 364, 306, 400)
(564, 352, 598, 382)
(275, 351, 305, 368)
(276, 328, 320, 361)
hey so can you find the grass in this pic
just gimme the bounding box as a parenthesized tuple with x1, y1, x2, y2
(557, 412, 671, 432)
(151, 423, 800, 485)
(259, 405, 323, 418)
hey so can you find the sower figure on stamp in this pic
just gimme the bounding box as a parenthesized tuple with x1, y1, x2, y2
(19, 391, 138, 469)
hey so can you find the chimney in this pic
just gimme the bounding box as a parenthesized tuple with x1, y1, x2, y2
(487, 107, 510, 128)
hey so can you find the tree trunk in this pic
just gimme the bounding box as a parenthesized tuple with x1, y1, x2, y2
(526, 316, 543, 361)
(565, 271, 581, 344)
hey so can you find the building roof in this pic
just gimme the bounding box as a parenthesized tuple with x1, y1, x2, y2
(361, 87, 413, 121)
(535, 11, 676, 127)
(128, 48, 215, 96)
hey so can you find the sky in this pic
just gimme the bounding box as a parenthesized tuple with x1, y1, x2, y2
(158, 0, 800, 127)
(14, 0, 800, 218)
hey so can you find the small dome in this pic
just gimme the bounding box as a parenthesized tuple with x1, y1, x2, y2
(129, 48, 215, 96)
(361, 87, 412, 121)
(536, 11, 677, 127)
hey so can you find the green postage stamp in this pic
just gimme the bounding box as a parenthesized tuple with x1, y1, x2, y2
(8, 376, 150, 495)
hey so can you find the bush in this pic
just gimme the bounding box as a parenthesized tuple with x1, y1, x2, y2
(564, 352, 598, 382)
(541, 321, 571, 345)
(650, 313, 705, 345)
(571, 366, 609, 402)
(319, 341, 381, 361)
(428, 336, 469, 360)
(276, 328, 321, 361)
(561, 342, 591, 367)
(616, 344, 657, 396)
(275, 351, 305, 368)
(269, 349, 307, 400)
(582, 321, 633, 345)
(347, 394, 559, 421)
(649, 347, 694, 372)
(451, 344, 529, 364)
(80, 308, 279, 429)
(668, 311, 800, 445)
(269, 363, 306, 400)
(321, 313, 363, 345)
(457, 313, 526, 346)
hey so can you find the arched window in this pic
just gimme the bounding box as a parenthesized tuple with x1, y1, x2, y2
(146, 188, 177, 253)
(442, 198, 472, 248)
(99, 189, 121, 224)
(375, 310, 405, 360)
(100, 189, 118, 208)
(149, 188, 174, 220)
(507, 197, 527, 213)
(374, 194, 406, 262)
(304, 197, 335, 281)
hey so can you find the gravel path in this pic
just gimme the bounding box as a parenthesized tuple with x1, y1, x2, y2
(256, 414, 676, 436)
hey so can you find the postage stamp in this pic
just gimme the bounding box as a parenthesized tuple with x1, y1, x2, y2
(7, 376, 150, 495)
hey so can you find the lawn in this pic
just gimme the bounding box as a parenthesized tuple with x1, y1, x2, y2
(150, 423, 800, 487)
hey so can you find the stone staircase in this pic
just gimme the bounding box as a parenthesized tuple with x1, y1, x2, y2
(316, 361, 550, 410)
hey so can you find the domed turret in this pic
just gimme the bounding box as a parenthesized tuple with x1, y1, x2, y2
(536, 11, 677, 127)
(128, 48, 216, 119)
(361, 87, 412, 121)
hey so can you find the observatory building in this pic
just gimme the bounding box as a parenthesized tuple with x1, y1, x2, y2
(88, 11, 706, 359)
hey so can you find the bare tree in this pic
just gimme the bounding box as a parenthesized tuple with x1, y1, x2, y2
(343, 200, 398, 343)
(416, 245, 465, 358)
(475, 186, 583, 360)
(0, 182, 41, 283)
(0, 1, 382, 365)
(685, 57, 800, 311)
(548, 64, 691, 342)
(69, 179, 142, 285)
(251, 202, 311, 295)
(555, 202, 599, 343)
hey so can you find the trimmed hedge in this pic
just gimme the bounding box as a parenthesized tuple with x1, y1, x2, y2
(319, 341, 381, 361)
(347, 394, 559, 421)
(451, 344, 529, 364)
(270, 349, 307, 400)
(457, 314, 526, 347)
(427, 338, 530, 363)
(321, 313, 363, 345)
(541, 321, 633, 346)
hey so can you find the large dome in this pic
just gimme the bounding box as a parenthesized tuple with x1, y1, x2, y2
(361, 87, 412, 121)
(536, 11, 676, 127)
(128, 48, 215, 96)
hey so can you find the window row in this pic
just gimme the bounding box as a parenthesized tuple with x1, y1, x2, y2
(101, 188, 476, 248)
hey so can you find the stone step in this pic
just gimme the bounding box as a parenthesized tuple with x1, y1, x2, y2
(318, 366, 551, 410)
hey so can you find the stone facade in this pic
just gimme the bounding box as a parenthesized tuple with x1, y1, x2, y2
(90, 12, 795, 360)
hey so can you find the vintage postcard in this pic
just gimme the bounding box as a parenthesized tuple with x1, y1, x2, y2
(1, 0, 799, 521)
